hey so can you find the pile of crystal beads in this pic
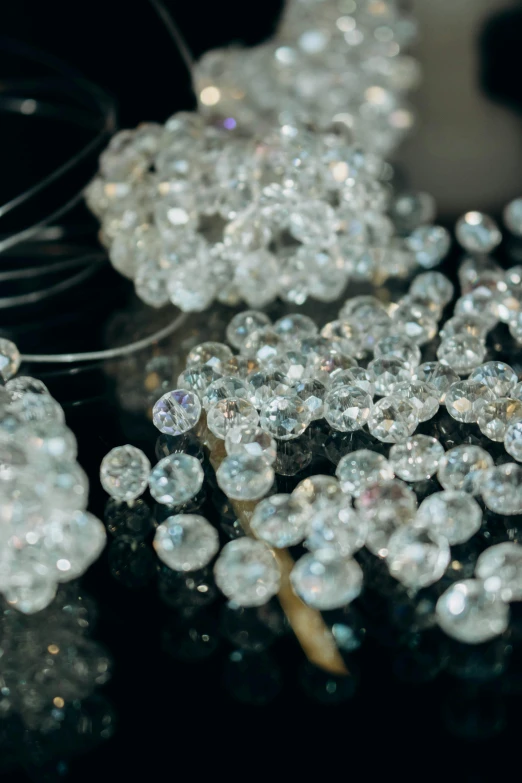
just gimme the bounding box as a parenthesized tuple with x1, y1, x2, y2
(195, 0, 420, 156)
(86, 112, 451, 312)
(0, 339, 106, 614)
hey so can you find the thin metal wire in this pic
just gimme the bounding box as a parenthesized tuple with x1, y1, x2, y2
(148, 0, 195, 79)
(0, 252, 105, 283)
(0, 258, 107, 309)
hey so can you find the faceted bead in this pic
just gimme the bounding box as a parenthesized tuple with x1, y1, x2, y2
(177, 365, 222, 397)
(331, 368, 375, 398)
(389, 435, 444, 482)
(226, 311, 271, 350)
(367, 395, 418, 443)
(309, 349, 358, 387)
(292, 475, 344, 513)
(391, 301, 437, 346)
(387, 526, 450, 589)
(440, 313, 490, 341)
(437, 335, 486, 375)
(290, 551, 363, 610)
(320, 320, 363, 358)
(505, 421, 522, 462)
(373, 335, 421, 369)
(100, 445, 151, 502)
(477, 398, 522, 442)
(45, 460, 89, 510)
(455, 211, 502, 253)
(412, 362, 460, 404)
(251, 493, 311, 548)
(154, 514, 219, 571)
(336, 449, 394, 497)
(266, 349, 309, 384)
(148, 453, 204, 505)
(438, 445, 494, 494)
(356, 479, 418, 557)
(225, 425, 277, 465)
(409, 271, 454, 307)
(152, 389, 201, 435)
(260, 395, 311, 441)
(216, 454, 274, 501)
(324, 385, 372, 432)
(503, 198, 522, 236)
(201, 376, 250, 411)
(186, 342, 233, 371)
(393, 380, 440, 422)
(367, 357, 413, 397)
(305, 504, 367, 558)
(436, 579, 509, 644)
(214, 538, 281, 607)
(469, 362, 518, 398)
(445, 380, 494, 424)
(293, 379, 326, 420)
(246, 370, 292, 408)
(222, 354, 259, 379)
(481, 464, 522, 515)
(235, 250, 280, 308)
(405, 225, 451, 268)
(288, 201, 337, 246)
(415, 490, 482, 545)
(22, 420, 77, 463)
(207, 398, 259, 439)
(475, 542, 522, 601)
(273, 313, 317, 342)
(455, 290, 499, 326)
(0, 339, 21, 380)
(9, 392, 65, 424)
(242, 327, 285, 365)
(5, 376, 48, 401)
(513, 382, 522, 403)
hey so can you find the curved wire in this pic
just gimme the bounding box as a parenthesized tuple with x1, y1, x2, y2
(0, 252, 105, 283)
(0, 258, 107, 309)
(148, 0, 195, 80)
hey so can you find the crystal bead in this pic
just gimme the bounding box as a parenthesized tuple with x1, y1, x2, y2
(292, 475, 345, 512)
(412, 362, 460, 404)
(367, 395, 418, 443)
(405, 225, 451, 268)
(503, 198, 522, 236)
(290, 551, 363, 610)
(250, 493, 311, 548)
(259, 395, 311, 440)
(309, 348, 358, 387)
(22, 420, 78, 463)
(266, 348, 309, 384)
(100, 445, 151, 502)
(391, 301, 437, 346)
(305, 503, 367, 558)
(415, 490, 482, 545)
(226, 311, 271, 349)
(437, 335, 486, 375)
(373, 335, 421, 369)
(455, 289, 499, 325)
(44, 461, 89, 510)
(320, 320, 363, 358)
(153, 514, 219, 571)
(5, 376, 48, 401)
(505, 421, 522, 462)
(389, 435, 444, 482)
(513, 382, 522, 403)
(436, 579, 509, 644)
(177, 364, 222, 397)
(216, 454, 274, 500)
(469, 362, 518, 398)
(246, 370, 292, 408)
(201, 376, 250, 411)
(409, 271, 454, 307)
(152, 389, 201, 435)
(477, 398, 522, 442)
(242, 327, 285, 364)
(186, 342, 233, 371)
(214, 538, 281, 607)
(273, 313, 317, 342)
(393, 380, 440, 422)
(148, 453, 204, 505)
(387, 526, 450, 589)
(235, 249, 280, 307)
(481, 464, 522, 515)
(225, 425, 277, 465)
(330, 368, 375, 397)
(43, 509, 106, 583)
(324, 385, 372, 432)
(336, 449, 394, 497)
(440, 313, 490, 341)
(222, 354, 260, 379)
(438, 445, 494, 494)
(356, 479, 418, 557)
(293, 379, 326, 420)
(456, 211, 502, 253)
(367, 357, 413, 396)
(8, 392, 64, 424)
(445, 380, 494, 424)
(207, 398, 259, 440)
(288, 201, 337, 246)
(475, 542, 522, 601)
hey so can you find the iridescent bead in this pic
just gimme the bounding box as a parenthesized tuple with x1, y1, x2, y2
(373, 335, 421, 369)
(481, 464, 522, 515)
(389, 435, 444, 482)
(436, 579, 509, 644)
(100, 445, 151, 502)
(148, 453, 204, 505)
(445, 380, 494, 424)
(260, 395, 311, 440)
(475, 542, 522, 601)
(393, 380, 440, 422)
(477, 398, 522, 442)
(293, 379, 326, 420)
(201, 377, 250, 411)
(0, 339, 21, 381)
(207, 398, 259, 440)
(505, 421, 522, 462)
(438, 445, 494, 494)
(412, 362, 460, 404)
(324, 386, 372, 432)
(153, 514, 219, 571)
(387, 526, 450, 589)
(226, 310, 271, 349)
(186, 342, 233, 371)
(455, 212, 502, 253)
(469, 362, 518, 398)
(290, 551, 363, 610)
(405, 225, 451, 268)
(152, 389, 201, 435)
(367, 395, 418, 443)
(214, 538, 281, 607)
(415, 490, 482, 545)
(251, 493, 311, 548)
(216, 454, 274, 500)
(437, 335, 486, 375)
(225, 425, 277, 465)
(336, 450, 394, 497)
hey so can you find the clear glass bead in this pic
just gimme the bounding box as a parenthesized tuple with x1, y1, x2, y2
(251, 493, 311, 548)
(320, 320, 363, 358)
(437, 335, 486, 375)
(405, 225, 451, 268)
(387, 526, 450, 589)
(153, 514, 219, 571)
(288, 201, 337, 246)
(475, 542, 522, 601)
(309, 348, 358, 387)
(503, 198, 522, 236)
(415, 490, 482, 545)
(324, 385, 372, 432)
(389, 435, 444, 482)
(477, 398, 522, 442)
(290, 551, 363, 610)
(373, 335, 421, 368)
(214, 538, 281, 607)
(207, 397, 259, 440)
(5, 376, 48, 401)
(455, 211, 502, 253)
(148, 453, 204, 505)
(225, 425, 277, 464)
(201, 376, 250, 411)
(505, 421, 522, 462)
(330, 368, 375, 397)
(246, 370, 292, 408)
(293, 379, 326, 420)
(356, 479, 418, 557)
(226, 310, 272, 349)
(412, 361, 460, 404)
(409, 271, 454, 307)
(481, 464, 522, 515)
(235, 249, 281, 307)
(259, 395, 311, 440)
(216, 454, 274, 500)
(241, 327, 285, 365)
(0, 339, 21, 380)
(273, 313, 318, 342)
(336, 449, 394, 497)
(305, 503, 367, 558)
(393, 380, 440, 422)
(436, 579, 509, 644)
(100, 445, 151, 502)
(9, 393, 65, 424)
(152, 389, 202, 435)
(186, 341, 233, 371)
(469, 361, 518, 398)
(22, 420, 77, 463)
(367, 395, 418, 443)
(437, 445, 494, 494)
(177, 364, 222, 397)
(440, 313, 490, 341)
(367, 357, 413, 396)
(292, 475, 344, 513)
(391, 301, 437, 346)
(445, 380, 494, 423)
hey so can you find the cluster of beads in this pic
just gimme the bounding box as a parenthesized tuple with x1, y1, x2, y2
(0, 339, 106, 614)
(195, 0, 419, 155)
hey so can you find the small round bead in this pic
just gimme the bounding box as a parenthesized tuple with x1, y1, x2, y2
(389, 435, 444, 482)
(0, 338, 21, 381)
(100, 445, 151, 502)
(367, 357, 413, 396)
(226, 311, 271, 349)
(437, 335, 486, 375)
(201, 376, 250, 411)
(475, 542, 522, 601)
(436, 579, 509, 644)
(445, 380, 494, 424)
(481, 464, 522, 515)
(367, 395, 418, 443)
(455, 211, 502, 253)
(177, 364, 222, 397)
(260, 395, 311, 440)
(273, 313, 318, 342)
(503, 198, 522, 236)
(324, 386, 372, 432)
(415, 490, 482, 545)
(152, 389, 201, 435)
(336, 449, 394, 497)
(373, 335, 421, 368)
(148, 453, 204, 505)
(290, 551, 363, 610)
(225, 425, 277, 464)
(251, 494, 311, 548)
(5, 376, 48, 400)
(153, 514, 219, 571)
(477, 398, 522, 442)
(387, 526, 450, 589)
(437, 445, 494, 494)
(405, 225, 451, 268)
(186, 342, 233, 371)
(505, 421, 522, 462)
(216, 454, 274, 501)
(293, 379, 326, 420)
(409, 271, 454, 307)
(393, 380, 440, 422)
(214, 538, 281, 607)
(207, 398, 259, 440)
(412, 362, 460, 404)
(469, 361, 518, 398)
